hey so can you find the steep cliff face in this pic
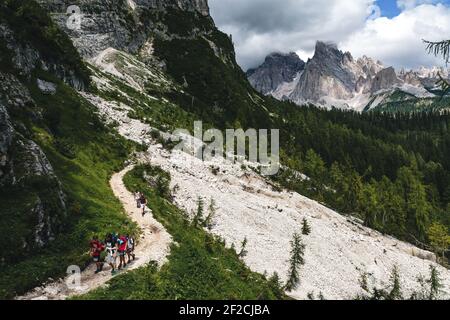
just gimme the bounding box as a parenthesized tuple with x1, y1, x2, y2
(292, 42, 358, 102)
(0, 5, 77, 261)
(246, 52, 305, 95)
(370, 67, 401, 94)
(289, 41, 386, 108)
(0, 1, 94, 263)
(37, 0, 210, 58)
(38, 0, 262, 128)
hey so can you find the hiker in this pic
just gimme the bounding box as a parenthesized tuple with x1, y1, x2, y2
(139, 193, 147, 217)
(105, 234, 118, 275)
(135, 191, 141, 209)
(90, 236, 105, 274)
(117, 234, 128, 270)
(126, 235, 136, 264)
(112, 232, 119, 245)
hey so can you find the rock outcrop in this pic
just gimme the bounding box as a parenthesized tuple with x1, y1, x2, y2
(0, 104, 67, 258)
(0, 6, 72, 261)
(38, 0, 210, 58)
(247, 52, 305, 95)
(0, 104, 15, 185)
(370, 67, 401, 94)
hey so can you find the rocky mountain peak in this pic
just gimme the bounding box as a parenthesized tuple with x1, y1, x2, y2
(248, 40, 444, 111)
(371, 67, 401, 94)
(247, 52, 305, 95)
(313, 41, 343, 62)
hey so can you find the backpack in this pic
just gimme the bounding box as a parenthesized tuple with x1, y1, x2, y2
(128, 237, 135, 249)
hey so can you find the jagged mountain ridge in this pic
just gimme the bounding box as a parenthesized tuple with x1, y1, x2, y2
(247, 52, 306, 96)
(248, 41, 447, 111)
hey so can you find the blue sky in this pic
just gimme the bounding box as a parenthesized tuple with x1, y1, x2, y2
(377, 0, 401, 17)
(377, 0, 450, 18)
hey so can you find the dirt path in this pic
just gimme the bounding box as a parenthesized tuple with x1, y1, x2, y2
(17, 166, 172, 300)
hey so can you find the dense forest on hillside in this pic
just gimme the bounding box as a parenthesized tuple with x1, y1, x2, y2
(272, 102, 450, 250)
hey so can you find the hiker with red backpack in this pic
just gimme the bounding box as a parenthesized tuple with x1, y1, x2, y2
(117, 234, 128, 270)
(90, 236, 105, 274)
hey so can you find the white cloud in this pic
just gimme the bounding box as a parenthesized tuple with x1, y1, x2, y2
(295, 49, 314, 62)
(209, 0, 450, 70)
(397, 0, 437, 10)
(209, 0, 377, 69)
(341, 4, 450, 69)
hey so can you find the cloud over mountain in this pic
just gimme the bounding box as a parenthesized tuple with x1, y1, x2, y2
(209, 0, 450, 70)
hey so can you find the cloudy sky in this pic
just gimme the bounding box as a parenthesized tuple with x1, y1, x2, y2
(209, 0, 450, 71)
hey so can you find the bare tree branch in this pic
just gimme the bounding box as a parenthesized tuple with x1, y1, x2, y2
(424, 39, 450, 63)
(423, 39, 450, 96)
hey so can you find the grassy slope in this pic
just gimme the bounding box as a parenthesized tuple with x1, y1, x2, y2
(0, 73, 138, 299)
(0, 1, 142, 298)
(79, 165, 285, 300)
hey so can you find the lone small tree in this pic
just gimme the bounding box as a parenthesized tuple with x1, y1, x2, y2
(387, 265, 403, 300)
(203, 198, 217, 230)
(238, 237, 248, 258)
(428, 266, 443, 300)
(285, 232, 306, 292)
(267, 272, 285, 299)
(192, 197, 204, 227)
(301, 218, 311, 236)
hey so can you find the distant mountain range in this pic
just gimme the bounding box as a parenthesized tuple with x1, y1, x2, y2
(247, 41, 449, 111)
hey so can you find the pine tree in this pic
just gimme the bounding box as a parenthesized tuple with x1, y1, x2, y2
(192, 197, 204, 227)
(267, 272, 285, 299)
(428, 266, 443, 300)
(304, 149, 326, 201)
(410, 266, 443, 300)
(387, 265, 403, 300)
(285, 233, 306, 292)
(238, 237, 248, 258)
(396, 166, 430, 241)
(301, 218, 311, 235)
(203, 198, 216, 230)
(359, 182, 379, 228)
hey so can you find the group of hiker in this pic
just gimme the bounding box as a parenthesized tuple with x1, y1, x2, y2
(89, 190, 148, 275)
(90, 233, 136, 275)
